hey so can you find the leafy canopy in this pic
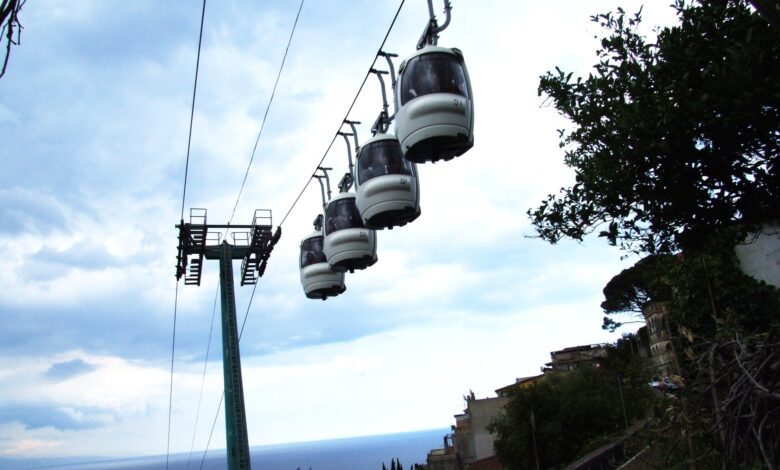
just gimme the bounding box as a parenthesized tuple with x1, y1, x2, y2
(529, 0, 780, 254)
(490, 338, 653, 469)
(601, 254, 675, 315)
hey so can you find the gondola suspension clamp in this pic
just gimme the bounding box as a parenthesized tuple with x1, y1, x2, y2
(417, 0, 452, 50)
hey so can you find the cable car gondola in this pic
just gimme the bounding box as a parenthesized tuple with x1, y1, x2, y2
(299, 225, 346, 300)
(393, 1, 473, 163)
(355, 132, 421, 229)
(323, 192, 378, 273)
(394, 45, 473, 163)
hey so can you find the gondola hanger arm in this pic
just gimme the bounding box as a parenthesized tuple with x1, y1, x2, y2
(369, 68, 393, 135)
(417, 0, 452, 50)
(344, 119, 361, 153)
(377, 51, 398, 92)
(337, 131, 355, 178)
(313, 166, 332, 208)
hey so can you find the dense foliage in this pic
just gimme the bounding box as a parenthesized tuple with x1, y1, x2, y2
(601, 256, 675, 315)
(528, 0, 780, 466)
(529, 0, 780, 254)
(659, 241, 780, 467)
(596, 237, 780, 467)
(490, 338, 654, 469)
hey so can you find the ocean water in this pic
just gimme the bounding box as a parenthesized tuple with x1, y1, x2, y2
(1, 428, 448, 470)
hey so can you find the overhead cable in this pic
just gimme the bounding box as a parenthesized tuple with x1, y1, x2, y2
(196, 0, 308, 462)
(166, 282, 182, 470)
(228, 0, 307, 225)
(196, 279, 256, 468)
(179, 0, 208, 221)
(278, 0, 407, 227)
(185, 285, 220, 470)
(169, 2, 208, 468)
(198, 0, 406, 461)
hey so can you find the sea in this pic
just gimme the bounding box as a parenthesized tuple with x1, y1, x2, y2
(1, 428, 448, 470)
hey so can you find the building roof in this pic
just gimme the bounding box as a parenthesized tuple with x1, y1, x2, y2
(550, 343, 608, 355)
(495, 374, 544, 395)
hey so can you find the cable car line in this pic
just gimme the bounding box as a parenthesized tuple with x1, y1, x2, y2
(166, 282, 182, 470)
(184, 1, 308, 463)
(299, 0, 473, 300)
(180, 0, 208, 222)
(195, 277, 259, 468)
(293, 0, 420, 301)
(186, 0, 460, 460)
(185, 285, 220, 470)
(290, 1, 409, 299)
(169, 2, 208, 468)
(199, 392, 223, 470)
(228, 0, 306, 226)
(278, 0, 406, 228)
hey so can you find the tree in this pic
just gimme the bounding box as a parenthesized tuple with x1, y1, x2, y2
(490, 340, 654, 469)
(600, 254, 675, 332)
(528, 0, 780, 255)
(647, 243, 780, 468)
(529, 1, 780, 466)
(601, 256, 673, 314)
(0, 0, 25, 79)
(749, 0, 780, 28)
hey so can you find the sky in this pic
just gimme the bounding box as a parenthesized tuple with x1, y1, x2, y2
(0, 0, 679, 461)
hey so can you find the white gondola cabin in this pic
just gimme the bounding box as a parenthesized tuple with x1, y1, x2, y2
(323, 192, 378, 272)
(299, 230, 346, 300)
(394, 46, 473, 163)
(355, 133, 421, 229)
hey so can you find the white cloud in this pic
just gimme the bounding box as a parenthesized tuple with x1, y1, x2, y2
(0, 293, 624, 458)
(1, 433, 61, 457)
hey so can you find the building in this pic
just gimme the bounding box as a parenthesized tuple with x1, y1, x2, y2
(545, 343, 608, 371)
(643, 301, 676, 376)
(459, 394, 509, 463)
(425, 346, 611, 469)
(427, 391, 510, 469)
(495, 374, 545, 398)
(426, 434, 461, 470)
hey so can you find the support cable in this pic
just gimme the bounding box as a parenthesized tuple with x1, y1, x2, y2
(199, 393, 224, 470)
(196, 278, 258, 467)
(197, 0, 406, 462)
(185, 285, 220, 470)
(166, 282, 181, 470)
(194, 0, 407, 459)
(169, 1, 207, 468)
(228, 0, 306, 226)
(180, 0, 208, 221)
(194, 0, 308, 464)
(278, 0, 406, 227)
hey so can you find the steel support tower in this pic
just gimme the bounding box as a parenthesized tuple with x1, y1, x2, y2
(175, 208, 281, 470)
